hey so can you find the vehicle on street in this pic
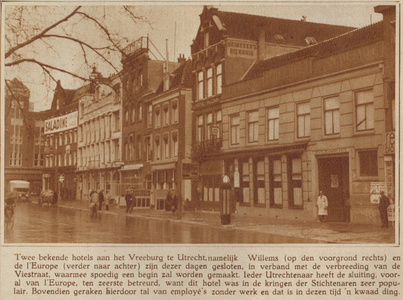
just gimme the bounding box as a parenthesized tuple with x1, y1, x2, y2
(8, 180, 30, 202)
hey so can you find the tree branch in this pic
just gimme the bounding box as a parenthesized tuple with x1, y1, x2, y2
(5, 6, 81, 59)
(6, 58, 89, 82)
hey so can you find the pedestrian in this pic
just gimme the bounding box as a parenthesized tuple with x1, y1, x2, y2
(125, 189, 133, 214)
(98, 190, 104, 211)
(52, 190, 58, 205)
(130, 192, 136, 214)
(171, 194, 177, 214)
(104, 190, 111, 211)
(166, 192, 172, 212)
(90, 190, 99, 218)
(317, 191, 328, 222)
(379, 191, 390, 228)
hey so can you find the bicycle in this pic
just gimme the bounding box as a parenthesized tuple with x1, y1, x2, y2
(5, 204, 14, 230)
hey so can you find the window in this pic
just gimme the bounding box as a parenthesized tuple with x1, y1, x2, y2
(248, 111, 259, 143)
(155, 136, 160, 160)
(207, 113, 213, 139)
(197, 115, 204, 142)
(198, 71, 204, 100)
(297, 102, 310, 138)
(163, 134, 169, 159)
(148, 105, 152, 128)
(125, 142, 130, 161)
(359, 150, 378, 177)
(65, 132, 68, 144)
(290, 157, 302, 207)
(34, 154, 44, 166)
(255, 160, 265, 205)
(271, 158, 282, 206)
(114, 112, 120, 132)
(145, 136, 152, 161)
(207, 68, 213, 98)
(131, 108, 135, 123)
(356, 90, 374, 131)
(230, 114, 240, 145)
(163, 104, 169, 126)
(155, 107, 161, 128)
(324, 97, 340, 135)
(172, 101, 179, 123)
(216, 64, 222, 95)
(216, 110, 222, 139)
(137, 136, 142, 159)
(204, 31, 209, 48)
(59, 133, 63, 146)
(80, 103, 84, 118)
(172, 133, 178, 157)
(138, 104, 142, 121)
(267, 107, 279, 141)
(241, 161, 250, 204)
(125, 109, 129, 125)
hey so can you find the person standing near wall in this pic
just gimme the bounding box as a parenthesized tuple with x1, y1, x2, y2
(379, 190, 390, 229)
(317, 191, 328, 222)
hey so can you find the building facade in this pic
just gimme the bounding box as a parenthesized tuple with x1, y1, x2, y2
(216, 6, 395, 224)
(4, 78, 47, 196)
(120, 36, 180, 208)
(190, 6, 355, 211)
(76, 70, 123, 202)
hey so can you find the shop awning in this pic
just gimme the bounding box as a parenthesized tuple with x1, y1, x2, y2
(121, 163, 143, 171)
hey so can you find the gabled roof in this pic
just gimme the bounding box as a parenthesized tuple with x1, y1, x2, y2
(192, 6, 355, 53)
(155, 59, 193, 95)
(214, 10, 355, 46)
(242, 21, 384, 81)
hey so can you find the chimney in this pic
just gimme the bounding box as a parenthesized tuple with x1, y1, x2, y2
(258, 26, 265, 61)
(178, 54, 186, 64)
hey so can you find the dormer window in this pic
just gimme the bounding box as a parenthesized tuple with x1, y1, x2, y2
(204, 31, 209, 48)
(305, 37, 317, 45)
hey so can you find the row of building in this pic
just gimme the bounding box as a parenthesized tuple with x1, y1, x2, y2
(5, 5, 395, 224)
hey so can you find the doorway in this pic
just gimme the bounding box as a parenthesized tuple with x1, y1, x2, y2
(317, 156, 349, 222)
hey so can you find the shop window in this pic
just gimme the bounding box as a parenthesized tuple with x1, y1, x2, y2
(356, 89, 374, 131)
(267, 107, 279, 141)
(255, 160, 265, 205)
(230, 114, 240, 145)
(289, 157, 303, 208)
(359, 150, 378, 177)
(297, 102, 310, 138)
(241, 161, 250, 204)
(198, 71, 204, 100)
(248, 110, 259, 143)
(324, 96, 340, 135)
(216, 64, 222, 95)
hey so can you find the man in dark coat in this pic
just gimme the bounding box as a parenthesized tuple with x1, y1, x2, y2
(125, 189, 133, 214)
(52, 190, 58, 205)
(379, 191, 390, 228)
(98, 190, 104, 210)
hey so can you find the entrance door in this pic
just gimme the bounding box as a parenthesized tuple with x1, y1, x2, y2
(318, 156, 349, 222)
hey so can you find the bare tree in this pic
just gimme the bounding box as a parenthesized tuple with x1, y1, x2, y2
(5, 5, 150, 112)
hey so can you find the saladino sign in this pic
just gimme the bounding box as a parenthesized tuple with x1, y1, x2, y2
(44, 111, 78, 134)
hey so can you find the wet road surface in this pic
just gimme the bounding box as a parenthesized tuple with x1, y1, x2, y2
(4, 203, 321, 244)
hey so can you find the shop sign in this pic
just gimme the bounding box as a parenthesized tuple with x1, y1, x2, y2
(227, 39, 258, 59)
(385, 131, 395, 155)
(369, 182, 386, 204)
(182, 163, 199, 180)
(45, 111, 78, 134)
(385, 160, 394, 198)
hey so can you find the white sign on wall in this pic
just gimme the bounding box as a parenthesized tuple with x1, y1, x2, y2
(44, 111, 78, 134)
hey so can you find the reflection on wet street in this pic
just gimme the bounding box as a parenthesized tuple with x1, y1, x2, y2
(4, 203, 319, 244)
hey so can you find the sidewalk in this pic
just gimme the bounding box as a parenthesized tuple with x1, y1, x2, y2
(57, 200, 395, 244)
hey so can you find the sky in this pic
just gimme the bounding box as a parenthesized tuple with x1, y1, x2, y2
(3, 2, 387, 112)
